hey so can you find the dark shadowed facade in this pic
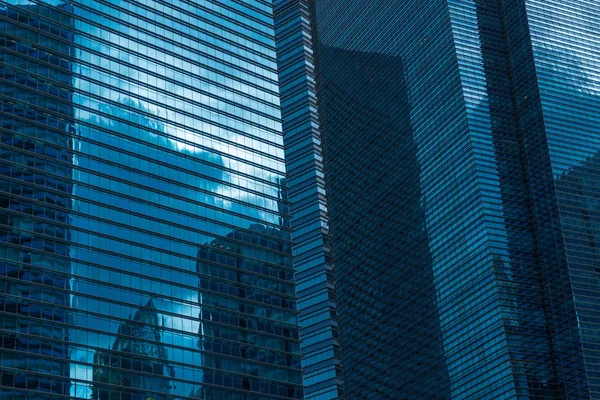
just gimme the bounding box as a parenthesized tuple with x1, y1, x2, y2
(316, 46, 451, 399)
(310, 0, 600, 398)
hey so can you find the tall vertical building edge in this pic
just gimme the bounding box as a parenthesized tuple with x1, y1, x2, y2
(273, 0, 344, 399)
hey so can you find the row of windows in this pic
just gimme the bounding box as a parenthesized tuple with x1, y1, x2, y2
(0, 234, 292, 286)
(0, 367, 301, 400)
(1, 171, 289, 243)
(1, 123, 283, 197)
(0, 149, 285, 227)
(0, 298, 297, 361)
(0, 64, 285, 163)
(1, 57, 282, 134)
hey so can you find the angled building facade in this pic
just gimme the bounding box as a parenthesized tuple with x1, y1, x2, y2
(309, 0, 600, 398)
(315, 44, 451, 399)
(0, 0, 303, 399)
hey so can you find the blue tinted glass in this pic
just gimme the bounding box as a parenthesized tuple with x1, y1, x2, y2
(0, 0, 302, 399)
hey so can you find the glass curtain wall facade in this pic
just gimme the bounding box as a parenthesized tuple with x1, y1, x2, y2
(311, 0, 600, 398)
(0, 0, 303, 399)
(272, 1, 343, 399)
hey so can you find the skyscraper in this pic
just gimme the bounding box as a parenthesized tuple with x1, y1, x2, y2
(0, 1, 302, 399)
(92, 298, 175, 400)
(308, 0, 600, 398)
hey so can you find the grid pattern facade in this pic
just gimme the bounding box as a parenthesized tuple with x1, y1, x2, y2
(0, 0, 303, 399)
(272, 1, 343, 399)
(312, 0, 600, 398)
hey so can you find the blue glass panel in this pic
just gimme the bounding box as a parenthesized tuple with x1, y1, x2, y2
(0, 1, 303, 399)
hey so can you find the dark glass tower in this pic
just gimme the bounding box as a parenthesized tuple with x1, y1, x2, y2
(316, 45, 451, 399)
(0, 1, 302, 399)
(309, 0, 600, 398)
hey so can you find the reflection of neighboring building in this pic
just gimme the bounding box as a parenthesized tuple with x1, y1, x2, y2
(194, 224, 303, 399)
(0, 3, 74, 396)
(92, 299, 175, 400)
